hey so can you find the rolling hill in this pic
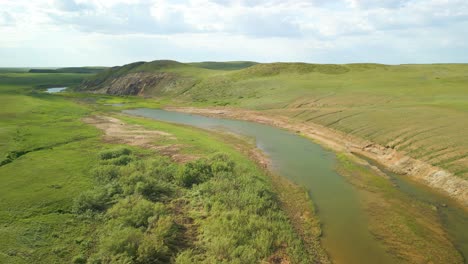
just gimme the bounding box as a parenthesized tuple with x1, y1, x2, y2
(77, 60, 468, 183)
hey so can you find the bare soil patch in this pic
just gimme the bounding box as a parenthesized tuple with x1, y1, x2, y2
(83, 115, 195, 163)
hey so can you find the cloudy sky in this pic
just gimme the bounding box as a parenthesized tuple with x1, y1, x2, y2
(1, 0, 467, 67)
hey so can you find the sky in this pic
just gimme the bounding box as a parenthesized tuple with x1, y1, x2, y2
(1, 0, 467, 67)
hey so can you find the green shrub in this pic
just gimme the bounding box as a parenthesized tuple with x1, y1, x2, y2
(88, 253, 133, 264)
(146, 157, 178, 182)
(119, 173, 174, 201)
(208, 153, 235, 174)
(72, 188, 111, 214)
(176, 153, 236, 188)
(104, 155, 134, 166)
(102, 182, 124, 200)
(74, 147, 311, 263)
(107, 195, 166, 228)
(99, 147, 132, 160)
(174, 250, 198, 264)
(92, 165, 121, 183)
(90, 217, 177, 264)
(176, 159, 212, 187)
(93, 227, 143, 263)
(72, 254, 86, 264)
(137, 216, 177, 263)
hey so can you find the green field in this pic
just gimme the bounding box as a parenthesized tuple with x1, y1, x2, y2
(0, 73, 319, 263)
(78, 61, 468, 179)
(1, 62, 467, 263)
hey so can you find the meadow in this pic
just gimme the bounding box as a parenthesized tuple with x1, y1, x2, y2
(2, 62, 467, 263)
(0, 72, 319, 263)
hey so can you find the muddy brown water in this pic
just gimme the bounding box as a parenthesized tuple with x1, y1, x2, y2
(356, 154, 468, 263)
(124, 108, 467, 263)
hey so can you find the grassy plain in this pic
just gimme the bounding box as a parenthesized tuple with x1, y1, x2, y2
(0, 72, 318, 263)
(0, 72, 100, 263)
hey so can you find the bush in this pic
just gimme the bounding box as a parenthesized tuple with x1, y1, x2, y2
(104, 155, 134, 166)
(107, 195, 166, 228)
(174, 250, 197, 264)
(72, 188, 111, 214)
(208, 153, 235, 175)
(99, 147, 132, 160)
(93, 227, 143, 263)
(176, 159, 212, 187)
(102, 181, 124, 200)
(72, 254, 86, 264)
(92, 165, 121, 183)
(90, 217, 177, 264)
(176, 153, 236, 188)
(137, 216, 177, 263)
(146, 157, 178, 182)
(119, 173, 173, 201)
(77, 148, 310, 263)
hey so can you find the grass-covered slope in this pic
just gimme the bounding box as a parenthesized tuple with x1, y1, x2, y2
(76, 60, 209, 96)
(188, 61, 258, 71)
(0, 73, 100, 263)
(77, 61, 468, 180)
(28, 67, 106, 74)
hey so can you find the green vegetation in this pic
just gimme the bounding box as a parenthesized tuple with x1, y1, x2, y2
(0, 72, 101, 263)
(2, 62, 467, 263)
(78, 61, 468, 178)
(0, 72, 315, 263)
(188, 61, 258, 71)
(74, 149, 310, 263)
(28, 67, 106, 74)
(335, 153, 463, 263)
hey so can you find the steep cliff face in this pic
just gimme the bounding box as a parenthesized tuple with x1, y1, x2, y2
(78, 71, 198, 97)
(91, 72, 179, 96)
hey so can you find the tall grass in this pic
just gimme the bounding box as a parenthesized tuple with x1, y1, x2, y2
(73, 148, 310, 263)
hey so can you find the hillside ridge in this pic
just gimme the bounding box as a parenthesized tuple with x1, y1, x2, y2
(75, 61, 468, 200)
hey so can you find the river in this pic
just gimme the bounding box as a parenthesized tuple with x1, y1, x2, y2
(123, 108, 467, 263)
(46, 87, 67, 93)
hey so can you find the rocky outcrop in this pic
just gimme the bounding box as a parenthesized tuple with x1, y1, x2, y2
(80, 72, 190, 96)
(106, 72, 178, 95)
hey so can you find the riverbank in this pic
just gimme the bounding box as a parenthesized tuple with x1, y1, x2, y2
(87, 113, 331, 263)
(166, 106, 468, 210)
(335, 153, 464, 263)
(207, 123, 331, 263)
(0, 70, 326, 263)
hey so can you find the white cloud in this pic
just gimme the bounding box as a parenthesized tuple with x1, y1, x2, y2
(345, 0, 409, 9)
(0, 0, 467, 66)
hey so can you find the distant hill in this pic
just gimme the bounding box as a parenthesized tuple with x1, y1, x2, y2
(0, 68, 31, 73)
(76, 60, 370, 96)
(28, 67, 107, 74)
(188, 61, 258, 70)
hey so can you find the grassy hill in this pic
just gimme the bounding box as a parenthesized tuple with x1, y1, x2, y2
(188, 61, 258, 71)
(77, 61, 468, 180)
(28, 67, 106, 74)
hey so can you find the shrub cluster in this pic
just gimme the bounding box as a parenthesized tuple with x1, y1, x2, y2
(72, 148, 309, 263)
